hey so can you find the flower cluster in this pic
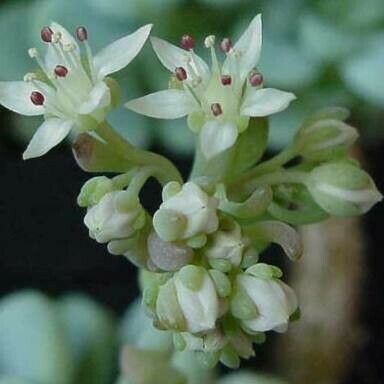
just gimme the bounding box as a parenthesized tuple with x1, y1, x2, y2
(0, 15, 381, 370)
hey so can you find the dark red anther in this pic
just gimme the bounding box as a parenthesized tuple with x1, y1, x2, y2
(30, 91, 45, 106)
(41, 26, 54, 43)
(175, 67, 187, 81)
(181, 35, 195, 50)
(211, 103, 223, 116)
(220, 38, 232, 53)
(221, 75, 232, 86)
(54, 65, 69, 78)
(76, 26, 88, 41)
(249, 72, 263, 87)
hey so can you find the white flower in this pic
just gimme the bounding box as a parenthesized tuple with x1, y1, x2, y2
(0, 22, 152, 159)
(205, 219, 246, 268)
(153, 182, 219, 241)
(84, 190, 144, 243)
(125, 14, 295, 159)
(156, 265, 220, 333)
(235, 270, 298, 333)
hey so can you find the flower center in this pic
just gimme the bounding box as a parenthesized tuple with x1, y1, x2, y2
(24, 25, 99, 117)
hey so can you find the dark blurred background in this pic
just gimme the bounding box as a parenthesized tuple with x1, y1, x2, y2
(1, 0, 384, 383)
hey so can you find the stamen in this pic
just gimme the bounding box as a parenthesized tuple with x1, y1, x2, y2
(204, 35, 216, 48)
(54, 65, 69, 78)
(211, 103, 223, 116)
(221, 75, 232, 86)
(41, 26, 54, 43)
(204, 35, 220, 73)
(28, 48, 54, 81)
(28, 48, 39, 58)
(175, 67, 187, 81)
(249, 72, 263, 87)
(181, 35, 195, 50)
(51, 32, 62, 44)
(30, 91, 45, 106)
(76, 26, 88, 41)
(220, 38, 232, 53)
(24, 73, 37, 82)
(76, 27, 96, 82)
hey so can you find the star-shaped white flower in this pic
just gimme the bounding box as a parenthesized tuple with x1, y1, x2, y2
(125, 14, 296, 159)
(0, 22, 152, 159)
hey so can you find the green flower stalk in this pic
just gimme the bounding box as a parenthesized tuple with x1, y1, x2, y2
(0, 14, 381, 373)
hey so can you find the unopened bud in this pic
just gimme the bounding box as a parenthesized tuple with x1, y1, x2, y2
(307, 162, 382, 216)
(295, 118, 359, 161)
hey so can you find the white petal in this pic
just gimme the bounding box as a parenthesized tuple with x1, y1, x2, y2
(0, 81, 44, 116)
(150, 36, 210, 81)
(94, 24, 152, 79)
(45, 22, 80, 71)
(200, 120, 238, 160)
(125, 89, 196, 119)
(241, 88, 296, 117)
(23, 119, 73, 160)
(223, 14, 262, 82)
(78, 81, 111, 115)
(175, 273, 218, 333)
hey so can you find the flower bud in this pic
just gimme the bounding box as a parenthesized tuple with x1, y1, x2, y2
(153, 182, 219, 242)
(155, 265, 220, 333)
(77, 176, 115, 207)
(205, 219, 246, 269)
(233, 268, 298, 333)
(176, 329, 226, 353)
(84, 191, 145, 243)
(147, 231, 194, 272)
(307, 162, 382, 216)
(295, 119, 359, 160)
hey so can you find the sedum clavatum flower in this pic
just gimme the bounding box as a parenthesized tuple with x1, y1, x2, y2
(0, 22, 152, 159)
(125, 15, 296, 159)
(0, 13, 381, 372)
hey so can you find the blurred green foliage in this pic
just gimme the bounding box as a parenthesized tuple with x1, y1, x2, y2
(0, 0, 383, 152)
(0, 292, 287, 384)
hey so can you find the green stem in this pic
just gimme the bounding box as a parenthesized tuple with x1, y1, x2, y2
(240, 170, 308, 197)
(92, 122, 183, 185)
(190, 138, 236, 183)
(232, 145, 298, 185)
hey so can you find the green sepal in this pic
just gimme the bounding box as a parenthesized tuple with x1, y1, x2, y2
(178, 265, 205, 291)
(220, 346, 240, 369)
(230, 286, 258, 320)
(246, 263, 283, 279)
(209, 270, 231, 298)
